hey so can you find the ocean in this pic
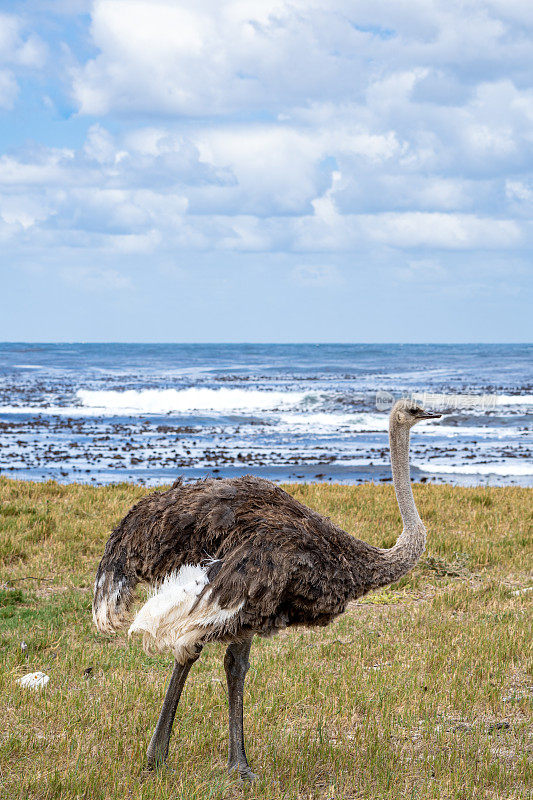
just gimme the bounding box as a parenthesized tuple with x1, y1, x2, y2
(0, 343, 531, 487)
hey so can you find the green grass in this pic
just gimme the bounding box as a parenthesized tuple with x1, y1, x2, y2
(1, 477, 532, 800)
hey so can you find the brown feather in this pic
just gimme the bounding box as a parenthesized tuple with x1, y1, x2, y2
(93, 475, 385, 639)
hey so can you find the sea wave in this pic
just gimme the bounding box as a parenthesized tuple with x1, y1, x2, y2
(417, 461, 533, 476)
(76, 387, 315, 414)
(495, 394, 533, 406)
(278, 412, 389, 432)
(412, 392, 533, 409)
(277, 413, 517, 436)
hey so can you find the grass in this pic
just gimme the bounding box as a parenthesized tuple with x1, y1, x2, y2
(0, 477, 532, 800)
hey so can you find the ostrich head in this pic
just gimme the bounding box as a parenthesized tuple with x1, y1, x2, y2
(392, 398, 442, 427)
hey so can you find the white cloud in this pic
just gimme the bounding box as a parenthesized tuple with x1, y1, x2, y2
(0, 150, 75, 185)
(506, 179, 533, 202)
(13, 34, 47, 68)
(1, 0, 532, 309)
(83, 124, 118, 164)
(71, 0, 533, 119)
(69, 0, 401, 115)
(0, 122, 528, 261)
(0, 13, 46, 108)
(360, 212, 523, 249)
(0, 193, 53, 229)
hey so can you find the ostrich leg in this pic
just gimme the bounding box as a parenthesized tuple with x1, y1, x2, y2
(146, 648, 202, 769)
(224, 636, 256, 781)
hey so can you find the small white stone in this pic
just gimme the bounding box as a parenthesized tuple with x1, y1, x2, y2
(511, 587, 532, 596)
(18, 671, 49, 690)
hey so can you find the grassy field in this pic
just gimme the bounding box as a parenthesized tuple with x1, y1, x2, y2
(1, 477, 532, 800)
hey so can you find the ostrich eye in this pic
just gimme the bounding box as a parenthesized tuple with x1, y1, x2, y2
(408, 408, 417, 415)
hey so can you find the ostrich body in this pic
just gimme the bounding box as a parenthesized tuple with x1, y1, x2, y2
(93, 399, 440, 779)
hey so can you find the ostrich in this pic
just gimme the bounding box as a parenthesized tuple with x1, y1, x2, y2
(93, 399, 440, 780)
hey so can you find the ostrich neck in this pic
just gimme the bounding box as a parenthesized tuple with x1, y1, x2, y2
(363, 419, 426, 590)
(390, 422, 421, 529)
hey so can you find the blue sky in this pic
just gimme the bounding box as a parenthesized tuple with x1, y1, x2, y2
(0, 0, 532, 342)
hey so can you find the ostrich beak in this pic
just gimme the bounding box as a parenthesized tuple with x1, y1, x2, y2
(417, 410, 442, 420)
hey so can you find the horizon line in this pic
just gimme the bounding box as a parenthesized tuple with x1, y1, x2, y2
(0, 340, 531, 347)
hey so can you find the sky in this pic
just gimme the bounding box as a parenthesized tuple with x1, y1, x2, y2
(0, 0, 532, 343)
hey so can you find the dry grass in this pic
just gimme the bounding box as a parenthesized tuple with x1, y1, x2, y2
(0, 477, 532, 800)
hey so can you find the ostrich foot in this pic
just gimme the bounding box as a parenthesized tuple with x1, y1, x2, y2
(229, 762, 258, 782)
(146, 745, 169, 771)
(146, 761, 176, 774)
